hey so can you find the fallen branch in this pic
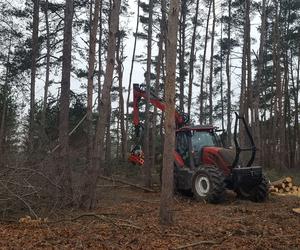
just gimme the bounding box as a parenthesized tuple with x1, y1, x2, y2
(49, 213, 142, 230)
(174, 240, 218, 250)
(117, 223, 142, 230)
(97, 184, 130, 188)
(99, 175, 157, 193)
(49, 213, 116, 223)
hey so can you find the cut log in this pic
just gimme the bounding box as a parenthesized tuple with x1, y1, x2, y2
(269, 187, 278, 193)
(285, 177, 292, 183)
(285, 187, 290, 192)
(278, 189, 284, 193)
(287, 183, 293, 188)
(271, 177, 292, 187)
(292, 186, 298, 191)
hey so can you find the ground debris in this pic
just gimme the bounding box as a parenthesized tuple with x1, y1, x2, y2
(1, 188, 300, 249)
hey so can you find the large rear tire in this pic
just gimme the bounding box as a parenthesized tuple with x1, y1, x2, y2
(236, 175, 269, 202)
(192, 166, 226, 203)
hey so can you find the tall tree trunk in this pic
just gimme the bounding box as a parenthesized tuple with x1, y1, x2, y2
(82, 0, 120, 209)
(79, 0, 101, 208)
(199, 0, 212, 124)
(97, 0, 103, 113)
(253, 0, 267, 164)
(208, 0, 215, 125)
(220, 15, 224, 131)
(41, 0, 50, 130)
(239, 2, 248, 146)
(87, 0, 101, 171)
(159, 0, 179, 226)
(226, 0, 232, 146)
(58, 0, 74, 203)
(0, 38, 12, 167)
(187, 0, 200, 117)
(104, 99, 112, 176)
(29, 0, 40, 151)
(126, 0, 140, 136)
(144, 0, 154, 188)
(273, 1, 283, 168)
(179, 0, 187, 113)
(295, 48, 300, 167)
(245, 0, 252, 127)
(116, 35, 127, 160)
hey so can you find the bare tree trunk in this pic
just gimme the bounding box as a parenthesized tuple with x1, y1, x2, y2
(226, 0, 232, 146)
(97, 0, 103, 113)
(179, 0, 187, 113)
(220, 16, 224, 131)
(58, 0, 74, 203)
(294, 47, 300, 165)
(188, 0, 200, 117)
(253, 0, 267, 164)
(116, 35, 127, 160)
(104, 99, 112, 176)
(29, 0, 40, 151)
(151, 0, 165, 170)
(245, 0, 252, 125)
(41, 0, 50, 129)
(295, 48, 300, 166)
(87, 0, 101, 170)
(159, 0, 179, 226)
(273, 1, 283, 168)
(0, 38, 12, 166)
(199, 0, 212, 124)
(126, 0, 140, 136)
(239, 3, 247, 146)
(82, 0, 120, 209)
(208, 0, 215, 125)
(144, 0, 154, 188)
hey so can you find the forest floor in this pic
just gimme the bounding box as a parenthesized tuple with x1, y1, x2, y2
(1, 177, 300, 250)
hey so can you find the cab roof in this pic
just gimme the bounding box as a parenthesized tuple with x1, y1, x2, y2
(177, 125, 217, 132)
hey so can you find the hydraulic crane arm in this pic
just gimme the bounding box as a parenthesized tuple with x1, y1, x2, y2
(132, 84, 188, 130)
(129, 84, 189, 166)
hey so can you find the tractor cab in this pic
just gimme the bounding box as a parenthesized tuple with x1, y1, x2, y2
(175, 126, 224, 168)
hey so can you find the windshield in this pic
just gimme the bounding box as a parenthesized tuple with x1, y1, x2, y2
(191, 131, 220, 151)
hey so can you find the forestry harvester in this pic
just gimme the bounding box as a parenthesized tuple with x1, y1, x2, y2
(128, 84, 268, 203)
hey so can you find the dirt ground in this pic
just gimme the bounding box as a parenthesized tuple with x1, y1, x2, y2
(1, 180, 300, 250)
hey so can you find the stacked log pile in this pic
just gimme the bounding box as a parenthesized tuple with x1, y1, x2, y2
(269, 177, 300, 197)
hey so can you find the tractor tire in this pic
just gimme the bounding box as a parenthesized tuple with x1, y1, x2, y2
(192, 166, 226, 203)
(236, 175, 269, 202)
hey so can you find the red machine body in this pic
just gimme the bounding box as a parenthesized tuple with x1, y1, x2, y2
(129, 84, 268, 203)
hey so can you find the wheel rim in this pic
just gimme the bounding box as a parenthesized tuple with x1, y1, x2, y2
(195, 175, 210, 197)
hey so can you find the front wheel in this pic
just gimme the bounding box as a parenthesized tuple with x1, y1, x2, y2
(192, 166, 226, 203)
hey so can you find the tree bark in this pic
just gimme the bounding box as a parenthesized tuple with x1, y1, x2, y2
(208, 0, 215, 125)
(226, 0, 232, 146)
(116, 35, 127, 161)
(159, 0, 179, 226)
(82, 0, 120, 209)
(179, 0, 187, 113)
(187, 0, 200, 117)
(97, 0, 103, 113)
(126, 0, 140, 135)
(87, 0, 101, 168)
(253, 0, 267, 164)
(41, 0, 50, 130)
(0, 38, 12, 167)
(29, 0, 40, 151)
(199, 0, 212, 124)
(58, 0, 74, 203)
(144, 0, 154, 188)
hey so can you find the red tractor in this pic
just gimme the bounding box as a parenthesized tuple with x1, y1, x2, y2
(129, 84, 268, 203)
